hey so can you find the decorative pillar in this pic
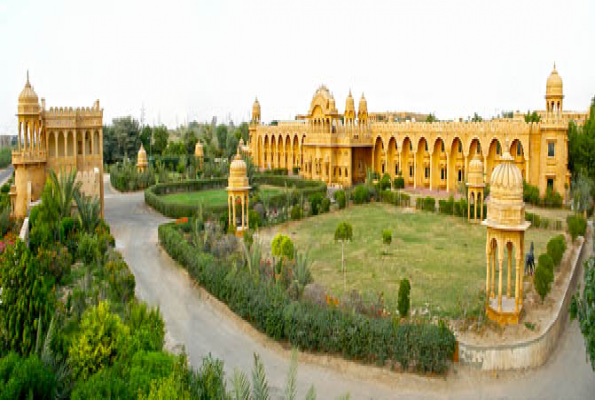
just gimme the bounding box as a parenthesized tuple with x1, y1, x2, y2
(486, 250, 491, 301)
(18, 122, 22, 151)
(507, 245, 512, 298)
(515, 255, 521, 312)
(413, 155, 417, 189)
(498, 253, 503, 312)
(429, 155, 433, 191)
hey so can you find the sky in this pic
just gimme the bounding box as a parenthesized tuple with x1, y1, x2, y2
(0, 0, 594, 135)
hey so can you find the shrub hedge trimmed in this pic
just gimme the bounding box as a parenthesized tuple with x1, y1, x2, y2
(567, 214, 587, 241)
(145, 175, 326, 219)
(158, 223, 456, 373)
(546, 235, 567, 267)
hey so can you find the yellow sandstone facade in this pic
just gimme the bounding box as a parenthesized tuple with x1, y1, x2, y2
(249, 66, 581, 199)
(12, 73, 104, 219)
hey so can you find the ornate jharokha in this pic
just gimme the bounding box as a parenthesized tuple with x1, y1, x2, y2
(12, 72, 104, 219)
(248, 66, 585, 199)
(483, 141, 530, 325)
(227, 148, 250, 236)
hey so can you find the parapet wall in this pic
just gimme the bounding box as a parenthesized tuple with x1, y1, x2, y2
(458, 234, 586, 370)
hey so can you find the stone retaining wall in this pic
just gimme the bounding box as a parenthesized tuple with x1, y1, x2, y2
(458, 235, 586, 370)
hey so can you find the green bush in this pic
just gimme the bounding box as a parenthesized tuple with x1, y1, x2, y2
(382, 229, 392, 245)
(320, 197, 331, 213)
(379, 173, 392, 191)
(271, 234, 294, 260)
(523, 182, 541, 205)
(547, 235, 567, 267)
(159, 223, 456, 374)
(290, 205, 302, 220)
(353, 185, 370, 204)
(0, 353, 56, 400)
(249, 209, 262, 228)
(309, 193, 324, 215)
(334, 190, 346, 209)
(398, 279, 411, 317)
(0, 147, 11, 169)
(567, 214, 587, 241)
(110, 161, 156, 192)
(535, 254, 554, 301)
(393, 176, 405, 189)
(543, 187, 563, 208)
(419, 196, 435, 212)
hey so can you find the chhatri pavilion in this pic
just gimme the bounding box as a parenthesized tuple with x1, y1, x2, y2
(248, 65, 586, 201)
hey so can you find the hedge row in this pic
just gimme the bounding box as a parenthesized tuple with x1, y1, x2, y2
(525, 212, 564, 230)
(145, 175, 327, 219)
(158, 223, 456, 373)
(144, 178, 228, 218)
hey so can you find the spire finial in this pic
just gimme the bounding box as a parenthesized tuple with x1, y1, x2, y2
(26, 70, 30, 86)
(553, 62, 556, 71)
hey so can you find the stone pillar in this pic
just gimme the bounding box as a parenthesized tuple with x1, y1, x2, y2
(413, 154, 417, 189)
(446, 154, 450, 192)
(241, 195, 245, 231)
(491, 250, 496, 297)
(18, 122, 22, 151)
(480, 190, 484, 220)
(507, 245, 512, 298)
(515, 255, 521, 312)
(498, 253, 503, 312)
(232, 196, 237, 228)
(246, 195, 249, 229)
(429, 155, 433, 191)
(82, 131, 86, 164)
(486, 250, 491, 302)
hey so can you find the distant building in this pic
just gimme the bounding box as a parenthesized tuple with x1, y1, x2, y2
(249, 65, 576, 200)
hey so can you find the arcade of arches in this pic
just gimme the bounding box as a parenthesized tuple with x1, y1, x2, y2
(249, 66, 584, 200)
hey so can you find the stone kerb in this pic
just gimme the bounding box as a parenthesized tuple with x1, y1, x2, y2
(457, 234, 586, 370)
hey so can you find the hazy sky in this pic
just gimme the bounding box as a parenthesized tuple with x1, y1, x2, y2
(1, 0, 594, 135)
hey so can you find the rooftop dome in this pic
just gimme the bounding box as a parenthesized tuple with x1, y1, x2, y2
(467, 153, 485, 187)
(485, 141, 528, 229)
(546, 64, 563, 98)
(137, 144, 148, 167)
(228, 149, 250, 189)
(194, 141, 204, 158)
(18, 72, 40, 115)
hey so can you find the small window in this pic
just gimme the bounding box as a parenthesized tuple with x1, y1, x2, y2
(548, 142, 555, 157)
(395, 164, 399, 175)
(441, 141, 445, 152)
(458, 141, 462, 153)
(346, 168, 348, 178)
(517, 141, 522, 156)
(425, 141, 428, 152)
(409, 165, 413, 177)
(477, 143, 481, 154)
(425, 167, 429, 178)
(409, 142, 412, 151)
(547, 178, 554, 191)
(496, 142, 501, 155)
(382, 164, 385, 174)
(441, 168, 445, 180)
(458, 169, 462, 182)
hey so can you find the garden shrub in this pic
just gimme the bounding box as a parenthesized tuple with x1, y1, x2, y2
(353, 185, 370, 205)
(334, 190, 346, 209)
(379, 173, 392, 191)
(77, 232, 100, 265)
(290, 205, 302, 220)
(249, 209, 262, 228)
(69, 301, 130, 381)
(271, 234, 295, 260)
(309, 193, 324, 216)
(567, 214, 587, 241)
(423, 197, 436, 212)
(547, 235, 567, 267)
(398, 279, 411, 317)
(159, 223, 457, 374)
(0, 353, 56, 400)
(320, 197, 331, 213)
(125, 301, 166, 353)
(393, 176, 405, 189)
(523, 182, 541, 205)
(543, 187, 563, 208)
(535, 254, 554, 301)
(36, 244, 72, 284)
(110, 161, 156, 192)
(71, 366, 129, 400)
(382, 229, 392, 245)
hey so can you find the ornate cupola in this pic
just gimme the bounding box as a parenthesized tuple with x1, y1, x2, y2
(358, 93, 368, 125)
(194, 141, 204, 170)
(252, 97, 261, 124)
(482, 140, 530, 325)
(545, 63, 563, 115)
(137, 144, 148, 173)
(227, 148, 251, 236)
(467, 153, 485, 223)
(344, 90, 355, 125)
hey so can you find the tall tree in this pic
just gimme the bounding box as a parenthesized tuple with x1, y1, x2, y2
(113, 117, 141, 159)
(139, 125, 152, 152)
(152, 125, 169, 155)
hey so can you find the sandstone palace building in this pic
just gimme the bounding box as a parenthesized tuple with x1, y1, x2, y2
(11, 73, 104, 219)
(249, 66, 585, 199)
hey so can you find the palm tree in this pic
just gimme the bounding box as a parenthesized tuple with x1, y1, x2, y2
(49, 169, 81, 218)
(74, 192, 101, 233)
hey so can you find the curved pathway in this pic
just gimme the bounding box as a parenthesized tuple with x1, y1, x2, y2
(104, 176, 595, 399)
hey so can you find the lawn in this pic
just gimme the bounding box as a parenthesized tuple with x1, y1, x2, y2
(160, 185, 283, 207)
(259, 203, 556, 318)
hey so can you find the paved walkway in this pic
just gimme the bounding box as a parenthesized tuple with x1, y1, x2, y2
(104, 175, 595, 399)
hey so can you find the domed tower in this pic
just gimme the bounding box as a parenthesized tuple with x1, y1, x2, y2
(252, 98, 261, 124)
(482, 140, 530, 325)
(344, 90, 356, 125)
(194, 141, 204, 170)
(17, 71, 41, 153)
(467, 153, 485, 223)
(546, 64, 563, 116)
(227, 148, 251, 236)
(13, 71, 46, 219)
(137, 144, 148, 173)
(358, 93, 368, 125)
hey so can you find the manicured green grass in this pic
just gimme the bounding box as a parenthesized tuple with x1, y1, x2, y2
(260, 203, 556, 318)
(160, 186, 283, 207)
